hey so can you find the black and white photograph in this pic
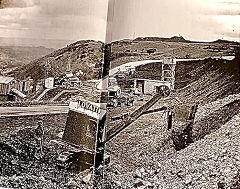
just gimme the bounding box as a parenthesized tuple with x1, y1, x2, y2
(0, 0, 239, 188)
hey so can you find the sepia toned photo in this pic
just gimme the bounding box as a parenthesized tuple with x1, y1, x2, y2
(0, 0, 239, 188)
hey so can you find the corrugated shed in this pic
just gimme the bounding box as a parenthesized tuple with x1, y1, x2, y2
(0, 76, 14, 84)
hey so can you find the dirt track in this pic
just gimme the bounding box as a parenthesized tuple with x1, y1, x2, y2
(0, 105, 68, 117)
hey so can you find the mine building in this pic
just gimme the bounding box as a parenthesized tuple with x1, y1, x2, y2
(110, 58, 176, 93)
(133, 58, 176, 95)
(22, 78, 34, 93)
(0, 76, 17, 95)
(45, 77, 54, 89)
(134, 79, 172, 95)
(0, 76, 26, 101)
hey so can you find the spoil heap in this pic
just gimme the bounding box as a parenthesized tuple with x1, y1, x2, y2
(171, 49, 240, 148)
(175, 51, 240, 104)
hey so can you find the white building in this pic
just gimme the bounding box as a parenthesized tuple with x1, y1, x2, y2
(45, 77, 54, 89)
(134, 79, 171, 95)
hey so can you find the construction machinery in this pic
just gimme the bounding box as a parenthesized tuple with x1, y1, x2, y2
(106, 92, 170, 142)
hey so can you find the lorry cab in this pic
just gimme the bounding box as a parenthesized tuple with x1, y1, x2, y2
(108, 86, 121, 98)
(107, 85, 134, 107)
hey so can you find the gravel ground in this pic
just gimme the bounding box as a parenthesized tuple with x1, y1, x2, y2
(103, 96, 240, 189)
(135, 112, 240, 189)
(0, 114, 96, 189)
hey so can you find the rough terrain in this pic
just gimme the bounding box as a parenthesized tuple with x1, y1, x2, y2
(0, 38, 239, 188)
(101, 43, 240, 188)
(0, 114, 95, 189)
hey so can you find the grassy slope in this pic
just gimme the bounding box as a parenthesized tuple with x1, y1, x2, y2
(13, 40, 104, 83)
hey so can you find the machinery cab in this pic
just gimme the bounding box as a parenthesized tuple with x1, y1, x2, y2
(62, 99, 107, 172)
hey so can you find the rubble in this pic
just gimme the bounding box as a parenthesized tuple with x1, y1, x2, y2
(0, 114, 95, 188)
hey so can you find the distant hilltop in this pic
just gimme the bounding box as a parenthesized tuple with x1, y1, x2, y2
(131, 36, 240, 44)
(210, 39, 240, 44)
(134, 36, 191, 43)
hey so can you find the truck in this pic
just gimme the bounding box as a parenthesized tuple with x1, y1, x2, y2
(107, 86, 134, 107)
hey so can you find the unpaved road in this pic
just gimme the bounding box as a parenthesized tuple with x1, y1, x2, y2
(0, 105, 69, 117)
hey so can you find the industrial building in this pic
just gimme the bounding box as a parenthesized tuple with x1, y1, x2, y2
(0, 76, 28, 101)
(134, 79, 172, 95)
(133, 58, 176, 95)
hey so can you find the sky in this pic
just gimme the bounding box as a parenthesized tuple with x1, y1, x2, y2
(0, 0, 109, 45)
(0, 0, 239, 47)
(106, 0, 240, 42)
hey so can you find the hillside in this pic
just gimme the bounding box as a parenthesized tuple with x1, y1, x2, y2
(0, 46, 54, 75)
(110, 37, 238, 68)
(13, 40, 104, 83)
(133, 36, 191, 43)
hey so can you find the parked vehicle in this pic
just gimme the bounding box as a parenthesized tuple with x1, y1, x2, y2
(107, 86, 134, 107)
